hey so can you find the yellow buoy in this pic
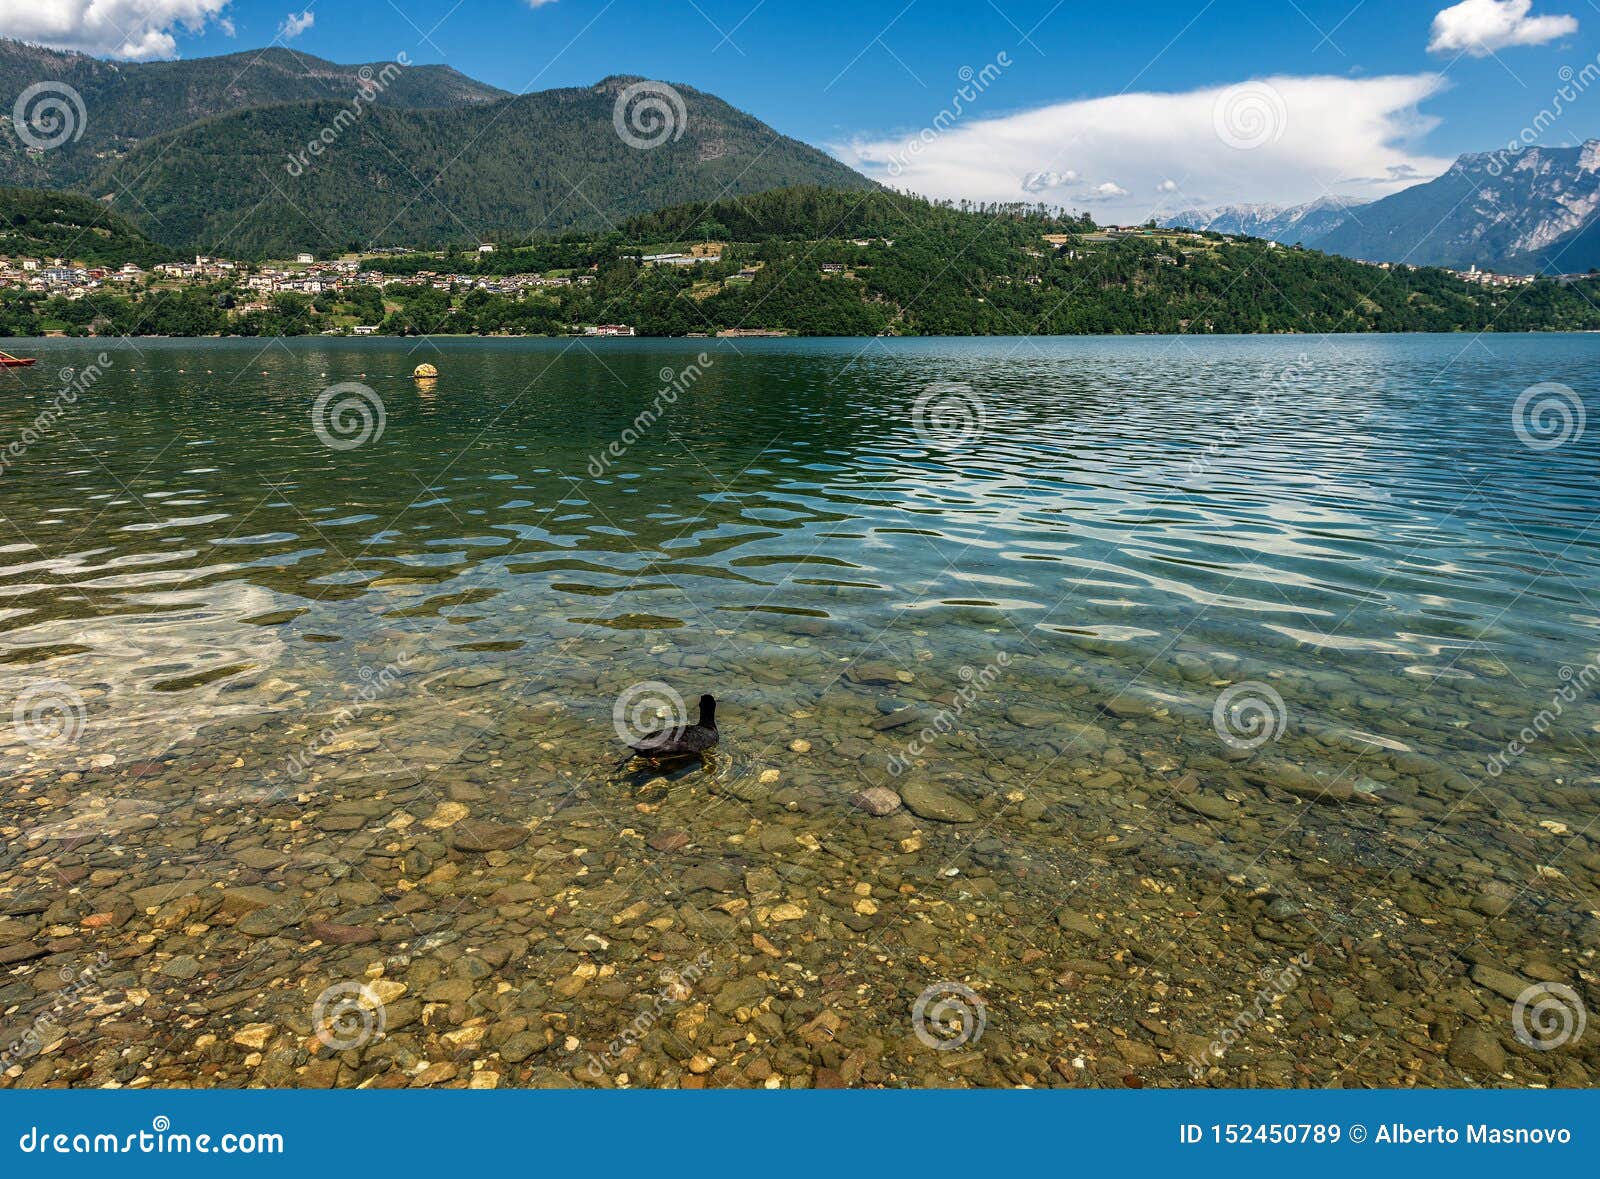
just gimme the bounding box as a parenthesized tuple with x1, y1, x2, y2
(413, 363, 438, 378)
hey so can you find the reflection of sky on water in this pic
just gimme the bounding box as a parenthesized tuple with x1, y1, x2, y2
(0, 333, 1595, 781)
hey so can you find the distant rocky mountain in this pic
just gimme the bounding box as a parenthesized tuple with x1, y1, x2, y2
(1500, 212, 1600, 275)
(0, 39, 508, 190)
(1314, 141, 1600, 274)
(1165, 141, 1600, 275)
(1163, 196, 1365, 244)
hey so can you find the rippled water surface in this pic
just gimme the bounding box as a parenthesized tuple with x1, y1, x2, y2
(1, 335, 1597, 1089)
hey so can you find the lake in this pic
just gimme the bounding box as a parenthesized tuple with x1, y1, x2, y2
(1, 334, 1596, 1088)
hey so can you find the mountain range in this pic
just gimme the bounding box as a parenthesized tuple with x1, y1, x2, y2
(1160, 196, 1367, 245)
(1166, 141, 1600, 275)
(1317, 142, 1600, 274)
(0, 39, 870, 257)
(5, 36, 1600, 274)
(0, 41, 507, 190)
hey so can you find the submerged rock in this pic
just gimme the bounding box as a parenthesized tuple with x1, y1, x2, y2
(1245, 762, 1355, 804)
(1177, 793, 1238, 822)
(305, 921, 380, 945)
(850, 787, 903, 816)
(450, 821, 529, 852)
(898, 781, 977, 823)
(1447, 1027, 1506, 1075)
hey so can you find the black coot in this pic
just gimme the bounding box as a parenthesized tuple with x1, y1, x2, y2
(627, 694, 719, 758)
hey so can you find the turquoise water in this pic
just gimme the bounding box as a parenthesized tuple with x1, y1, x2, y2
(0, 335, 1595, 1088)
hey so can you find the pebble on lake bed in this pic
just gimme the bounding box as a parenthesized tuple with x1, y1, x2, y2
(850, 787, 902, 816)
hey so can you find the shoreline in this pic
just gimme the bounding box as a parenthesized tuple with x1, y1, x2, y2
(5, 327, 1600, 346)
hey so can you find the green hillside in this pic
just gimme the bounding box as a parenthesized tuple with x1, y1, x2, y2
(87, 77, 876, 258)
(0, 39, 507, 190)
(0, 186, 173, 267)
(8, 186, 1599, 340)
(601, 188, 1600, 335)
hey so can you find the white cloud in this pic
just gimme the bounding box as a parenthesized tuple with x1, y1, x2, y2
(835, 74, 1451, 224)
(1021, 169, 1077, 192)
(524, 0, 560, 6)
(1428, 0, 1576, 56)
(278, 9, 313, 40)
(0, 0, 232, 59)
(1157, 179, 1180, 192)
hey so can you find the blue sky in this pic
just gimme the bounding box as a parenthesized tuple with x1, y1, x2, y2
(6, 1, 1600, 218)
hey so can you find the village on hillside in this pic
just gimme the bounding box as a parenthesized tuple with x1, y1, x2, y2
(0, 219, 1578, 341)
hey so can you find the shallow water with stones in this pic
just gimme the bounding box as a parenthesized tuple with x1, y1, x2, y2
(0, 334, 1596, 1089)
